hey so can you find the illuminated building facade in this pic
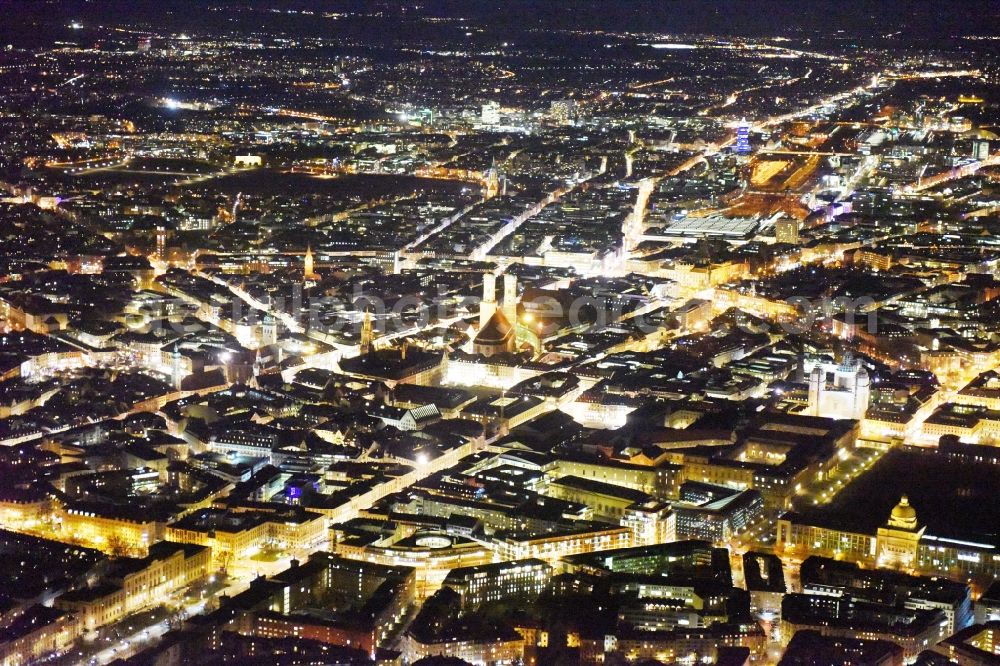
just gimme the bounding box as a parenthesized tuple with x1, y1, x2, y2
(735, 118, 752, 153)
(0, 607, 79, 666)
(778, 496, 1000, 580)
(442, 558, 552, 610)
(55, 542, 210, 632)
(808, 356, 871, 420)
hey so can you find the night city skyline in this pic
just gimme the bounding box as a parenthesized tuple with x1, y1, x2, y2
(0, 1, 999, 665)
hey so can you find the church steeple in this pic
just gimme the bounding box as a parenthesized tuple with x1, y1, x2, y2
(484, 157, 500, 199)
(360, 309, 374, 355)
(304, 245, 316, 281)
(171, 343, 183, 391)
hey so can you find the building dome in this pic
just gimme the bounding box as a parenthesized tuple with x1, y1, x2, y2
(888, 495, 918, 530)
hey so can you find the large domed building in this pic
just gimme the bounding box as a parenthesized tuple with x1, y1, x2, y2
(876, 495, 924, 569)
(888, 495, 918, 530)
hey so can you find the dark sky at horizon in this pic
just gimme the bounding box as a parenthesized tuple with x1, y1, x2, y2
(2, 0, 999, 44)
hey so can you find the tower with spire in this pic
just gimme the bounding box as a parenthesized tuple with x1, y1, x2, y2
(360, 309, 374, 355)
(304, 245, 316, 281)
(171, 343, 183, 391)
(484, 157, 500, 199)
